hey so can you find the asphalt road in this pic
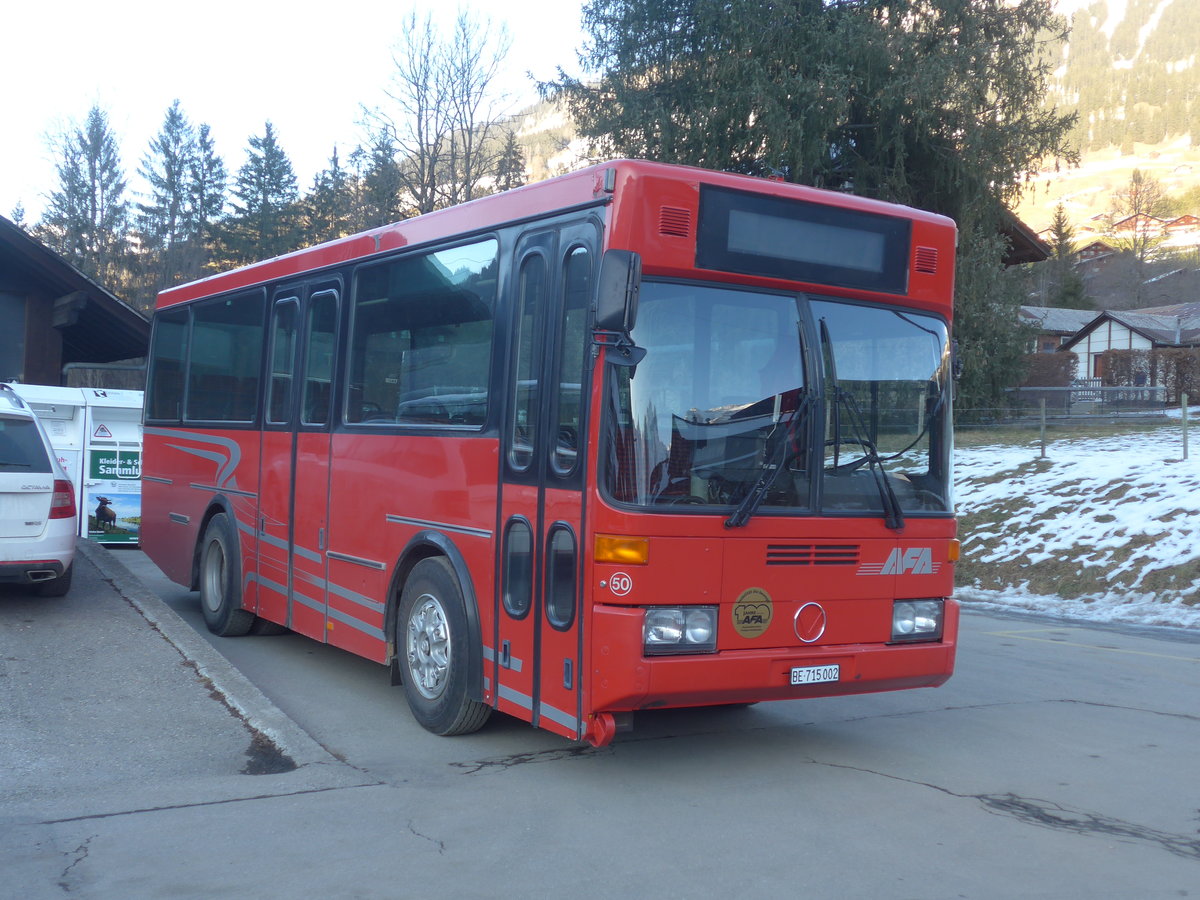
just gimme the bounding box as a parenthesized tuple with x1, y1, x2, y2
(3, 544, 1198, 899)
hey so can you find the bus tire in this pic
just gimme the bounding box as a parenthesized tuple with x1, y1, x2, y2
(397, 557, 491, 736)
(249, 617, 288, 636)
(199, 513, 254, 637)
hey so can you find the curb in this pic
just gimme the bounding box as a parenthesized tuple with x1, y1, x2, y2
(76, 539, 340, 770)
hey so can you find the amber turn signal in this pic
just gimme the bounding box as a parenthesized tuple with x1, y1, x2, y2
(594, 535, 649, 565)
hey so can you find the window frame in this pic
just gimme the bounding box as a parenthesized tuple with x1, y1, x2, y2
(344, 236, 500, 431)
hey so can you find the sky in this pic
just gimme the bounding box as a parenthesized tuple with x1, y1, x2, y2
(1, 0, 588, 223)
(954, 421, 1200, 632)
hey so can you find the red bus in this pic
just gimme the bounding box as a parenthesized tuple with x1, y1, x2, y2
(142, 159, 959, 746)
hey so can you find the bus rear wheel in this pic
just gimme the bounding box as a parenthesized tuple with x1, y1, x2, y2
(199, 513, 254, 637)
(397, 557, 490, 736)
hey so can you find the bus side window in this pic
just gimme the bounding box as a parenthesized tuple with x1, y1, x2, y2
(302, 291, 338, 426)
(146, 309, 188, 422)
(509, 254, 546, 469)
(267, 299, 299, 425)
(348, 239, 498, 426)
(551, 247, 590, 476)
(185, 292, 265, 424)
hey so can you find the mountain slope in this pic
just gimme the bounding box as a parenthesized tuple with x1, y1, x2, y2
(1017, 0, 1200, 230)
(1049, 0, 1200, 154)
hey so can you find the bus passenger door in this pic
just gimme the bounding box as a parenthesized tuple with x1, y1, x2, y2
(257, 286, 339, 641)
(496, 224, 596, 740)
(291, 288, 339, 644)
(257, 292, 301, 628)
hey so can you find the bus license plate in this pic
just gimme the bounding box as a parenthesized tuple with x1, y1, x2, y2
(791, 664, 840, 685)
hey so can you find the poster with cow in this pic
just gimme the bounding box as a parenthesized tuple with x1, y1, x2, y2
(85, 449, 141, 544)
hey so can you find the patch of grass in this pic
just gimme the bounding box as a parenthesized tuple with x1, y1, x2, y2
(955, 420, 1182, 449)
(1158, 508, 1193, 523)
(959, 459, 1055, 488)
(954, 423, 1200, 609)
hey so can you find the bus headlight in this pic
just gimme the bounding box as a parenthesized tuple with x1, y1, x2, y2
(891, 599, 944, 643)
(643, 606, 718, 655)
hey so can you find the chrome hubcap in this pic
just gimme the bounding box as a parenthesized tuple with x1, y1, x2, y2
(202, 539, 225, 612)
(407, 593, 450, 700)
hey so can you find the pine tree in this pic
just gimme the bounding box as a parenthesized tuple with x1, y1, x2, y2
(360, 131, 405, 227)
(552, 0, 1076, 413)
(187, 123, 227, 247)
(493, 130, 527, 192)
(220, 121, 300, 266)
(1044, 204, 1090, 309)
(138, 100, 193, 254)
(135, 100, 197, 305)
(38, 105, 131, 290)
(304, 146, 357, 243)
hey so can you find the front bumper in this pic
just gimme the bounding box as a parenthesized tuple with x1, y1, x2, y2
(590, 599, 959, 712)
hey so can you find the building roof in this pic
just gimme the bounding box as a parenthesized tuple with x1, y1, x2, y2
(0, 215, 149, 363)
(1059, 301, 1200, 350)
(1077, 240, 1117, 259)
(1000, 212, 1051, 265)
(1019, 305, 1099, 335)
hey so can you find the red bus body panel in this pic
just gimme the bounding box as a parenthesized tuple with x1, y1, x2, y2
(142, 160, 958, 744)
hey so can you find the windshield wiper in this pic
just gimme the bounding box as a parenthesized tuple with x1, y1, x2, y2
(725, 391, 815, 529)
(828, 387, 905, 531)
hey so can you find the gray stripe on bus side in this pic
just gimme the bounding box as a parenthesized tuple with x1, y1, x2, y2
(386, 514, 492, 539)
(497, 684, 533, 711)
(537, 701, 579, 732)
(327, 605, 386, 640)
(482, 644, 524, 673)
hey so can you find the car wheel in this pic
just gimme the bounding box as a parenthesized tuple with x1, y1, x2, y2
(199, 513, 254, 636)
(36, 563, 73, 597)
(397, 557, 490, 736)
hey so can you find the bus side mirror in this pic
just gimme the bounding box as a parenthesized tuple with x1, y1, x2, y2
(596, 249, 641, 335)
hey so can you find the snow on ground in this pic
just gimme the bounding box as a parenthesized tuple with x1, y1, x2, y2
(954, 426, 1200, 630)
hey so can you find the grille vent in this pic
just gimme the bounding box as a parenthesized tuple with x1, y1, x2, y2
(659, 206, 692, 237)
(766, 544, 860, 567)
(914, 246, 939, 275)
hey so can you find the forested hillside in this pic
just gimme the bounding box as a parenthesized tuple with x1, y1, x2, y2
(1017, 0, 1200, 229)
(1050, 0, 1200, 153)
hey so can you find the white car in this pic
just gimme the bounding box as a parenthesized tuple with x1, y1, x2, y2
(0, 384, 77, 596)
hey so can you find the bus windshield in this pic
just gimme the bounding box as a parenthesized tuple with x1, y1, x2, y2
(602, 282, 952, 520)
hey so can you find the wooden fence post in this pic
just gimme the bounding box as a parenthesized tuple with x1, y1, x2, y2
(1039, 398, 1047, 459)
(1183, 393, 1189, 461)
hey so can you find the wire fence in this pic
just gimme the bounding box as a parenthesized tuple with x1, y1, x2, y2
(956, 390, 1192, 460)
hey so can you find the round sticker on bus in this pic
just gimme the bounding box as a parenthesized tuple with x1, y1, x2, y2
(732, 587, 773, 639)
(609, 572, 633, 596)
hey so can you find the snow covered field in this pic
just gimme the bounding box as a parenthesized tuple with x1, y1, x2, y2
(954, 425, 1200, 630)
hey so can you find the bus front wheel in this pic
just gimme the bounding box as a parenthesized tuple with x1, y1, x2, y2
(199, 513, 254, 637)
(397, 557, 490, 736)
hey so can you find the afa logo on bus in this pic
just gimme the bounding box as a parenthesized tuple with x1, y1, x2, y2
(857, 547, 942, 577)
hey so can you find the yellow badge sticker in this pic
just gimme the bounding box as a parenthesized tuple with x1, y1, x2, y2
(732, 587, 773, 639)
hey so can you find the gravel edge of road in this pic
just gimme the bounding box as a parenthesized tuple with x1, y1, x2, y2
(76, 539, 340, 770)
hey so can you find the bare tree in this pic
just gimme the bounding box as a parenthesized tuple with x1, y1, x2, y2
(1104, 169, 1171, 307)
(441, 12, 512, 206)
(1105, 168, 1169, 264)
(367, 9, 512, 215)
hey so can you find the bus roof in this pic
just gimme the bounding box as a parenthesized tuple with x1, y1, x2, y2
(157, 159, 954, 308)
